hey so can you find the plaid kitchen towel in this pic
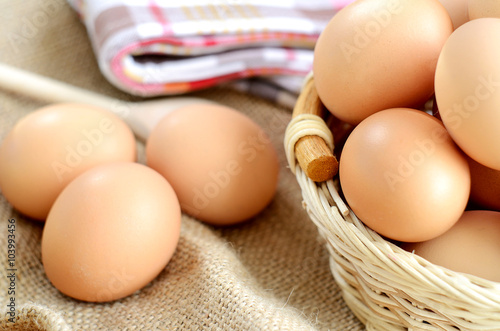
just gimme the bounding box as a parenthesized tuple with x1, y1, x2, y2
(67, 0, 352, 106)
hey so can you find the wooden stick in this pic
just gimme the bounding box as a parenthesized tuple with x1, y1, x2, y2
(0, 63, 216, 141)
(292, 76, 338, 182)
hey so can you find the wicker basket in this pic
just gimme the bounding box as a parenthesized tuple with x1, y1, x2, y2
(284, 73, 500, 331)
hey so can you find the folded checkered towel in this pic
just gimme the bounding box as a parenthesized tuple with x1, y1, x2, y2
(68, 0, 351, 106)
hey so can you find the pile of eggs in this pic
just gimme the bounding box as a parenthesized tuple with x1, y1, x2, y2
(0, 102, 279, 302)
(313, 0, 500, 282)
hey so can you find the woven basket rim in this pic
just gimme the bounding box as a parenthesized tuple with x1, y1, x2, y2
(285, 73, 500, 330)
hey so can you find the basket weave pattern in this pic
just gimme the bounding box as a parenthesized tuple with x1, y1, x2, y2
(284, 74, 500, 331)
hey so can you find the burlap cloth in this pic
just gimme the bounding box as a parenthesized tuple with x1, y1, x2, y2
(0, 2, 365, 330)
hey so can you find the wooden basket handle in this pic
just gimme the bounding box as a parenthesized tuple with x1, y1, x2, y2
(285, 74, 338, 182)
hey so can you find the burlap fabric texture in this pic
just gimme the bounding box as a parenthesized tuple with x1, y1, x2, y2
(0, 1, 365, 330)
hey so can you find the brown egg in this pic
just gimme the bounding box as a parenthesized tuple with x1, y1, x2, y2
(438, 0, 470, 29)
(435, 18, 500, 170)
(42, 162, 181, 302)
(467, 155, 500, 211)
(339, 108, 470, 242)
(469, 0, 500, 19)
(313, 0, 453, 125)
(402, 210, 500, 282)
(146, 104, 280, 226)
(0, 103, 136, 220)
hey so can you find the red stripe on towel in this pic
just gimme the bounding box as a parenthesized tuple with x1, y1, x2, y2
(149, 0, 172, 35)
